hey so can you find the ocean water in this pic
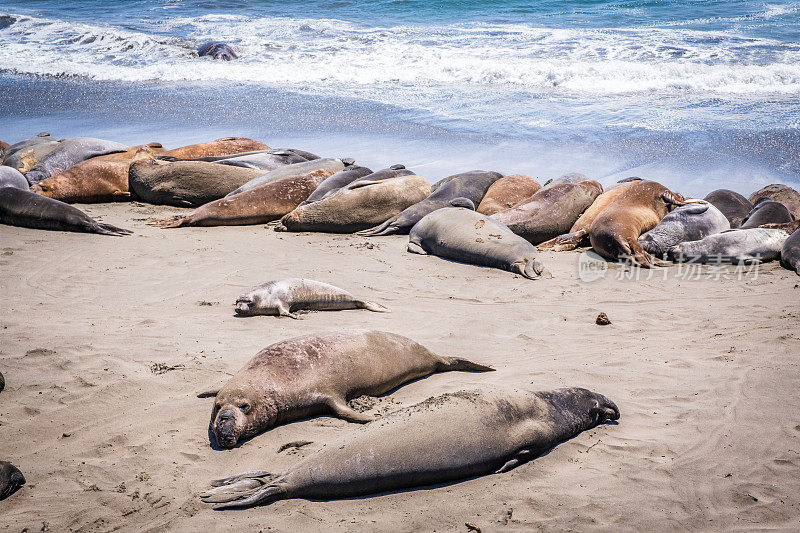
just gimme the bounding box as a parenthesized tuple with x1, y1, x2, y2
(1, 0, 799, 196)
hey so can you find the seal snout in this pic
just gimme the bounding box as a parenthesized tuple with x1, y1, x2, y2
(597, 395, 620, 422)
(234, 297, 254, 316)
(215, 409, 239, 448)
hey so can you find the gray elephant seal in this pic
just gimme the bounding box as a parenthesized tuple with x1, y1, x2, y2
(175, 149, 313, 170)
(198, 41, 238, 61)
(749, 184, 800, 220)
(2, 136, 62, 174)
(780, 225, 800, 274)
(0, 187, 132, 236)
(24, 137, 128, 184)
(201, 386, 619, 509)
(739, 199, 794, 228)
(541, 172, 590, 190)
(639, 200, 729, 257)
(360, 170, 503, 236)
(668, 228, 789, 263)
(409, 207, 544, 279)
(298, 165, 374, 206)
(0, 461, 25, 501)
(226, 158, 349, 197)
(0, 167, 28, 190)
(704, 189, 752, 228)
(234, 278, 389, 317)
(201, 330, 493, 448)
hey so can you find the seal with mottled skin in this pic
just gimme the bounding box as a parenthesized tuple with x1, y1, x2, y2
(668, 228, 789, 263)
(298, 165, 374, 206)
(0, 461, 25, 501)
(226, 158, 350, 197)
(491, 181, 603, 245)
(540, 172, 590, 190)
(148, 168, 332, 227)
(703, 189, 753, 228)
(0, 187, 131, 235)
(780, 224, 800, 275)
(199, 330, 494, 448)
(589, 180, 689, 267)
(638, 200, 729, 257)
(277, 172, 431, 233)
(739, 198, 794, 228)
(0, 167, 28, 190)
(198, 41, 238, 61)
(234, 278, 389, 318)
(409, 207, 544, 279)
(24, 137, 128, 184)
(129, 157, 263, 207)
(201, 386, 619, 509)
(476, 174, 542, 216)
(360, 170, 502, 236)
(1, 132, 60, 173)
(539, 179, 642, 251)
(749, 183, 800, 220)
(162, 137, 270, 159)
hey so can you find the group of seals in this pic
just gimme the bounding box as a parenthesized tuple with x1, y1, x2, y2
(24, 137, 128, 184)
(201, 387, 619, 509)
(201, 330, 494, 448)
(639, 200, 730, 257)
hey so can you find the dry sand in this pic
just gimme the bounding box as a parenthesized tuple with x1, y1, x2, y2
(1, 201, 799, 531)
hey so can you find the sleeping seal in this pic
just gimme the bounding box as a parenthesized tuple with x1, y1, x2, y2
(704, 189, 752, 228)
(2, 132, 60, 173)
(476, 174, 542, 216)
(24, 137, 128, 184)
(0, 461, 25, 501)
(739, 198, 794, 228)
(749, 184, 800, 220)
(668, 228, 790, 263)
(0, 167, 28, 190)
(201, 387, 619, 509)
(234, 278, 388, 318)
(163, 137, 270, 159)
(200, 330, 493, 448)
(226, 158, 349, 197)
(409, 207, 544, 279)
(639, 200, 730, 257)
(298, 165, 374, 206)
(780, 225, 800, 275)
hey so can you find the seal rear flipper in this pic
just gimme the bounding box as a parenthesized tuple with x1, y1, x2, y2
(520, 257, 544, 279)
(551, 229, 588, 251)
(630, 241, 655, 268)
(437, 356, 494, 373)
(147, 215, 190, 229)
(93, 222, 133, 236)
(356, 300, 390, 313)
(357, 218, 398, 236)
(209, 483, 285, 510)
(209, 470, 273, 488)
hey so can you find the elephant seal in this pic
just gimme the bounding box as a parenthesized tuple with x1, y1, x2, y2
(409, 207, 544, 279)
(201, 330, 493, 448)
(749, 184, 800, 220)
(0, 140, 8, 152)
(201, 386, 619, 509)
(780, 225, 800, 274)
(226, 158, 349, 197)
(148, 169, 332, 227)
(360, 170, 502, 236)
(668, 228, 789, 263)
(88, 142, 167, 162)
(539, 179, 642, 251)
(198, 41, 238, 61)
(638, 200, 730, 257)
(129, 158, 263, 207)
(32, 148, 155, 203)
(541, 172, 590, 190)
(0, 167, 28, 190)
(491, 181, 603, 245)
(277, 172, 431, 233)
(0, 461, 25, 501)
(476, 174, 542, 216)
(163, 137, 270, 159)
(176, 148, 317, 165)
(739, 198, 794, 228)
(0, 187, 131, 235)
(299, 165, 374, 206)
(3, 139, 62, 174)
(704, 189, 753, 228)
(24, 137, 128, 184)
(234, 278, 389, 317)
(589, 180, 689, 267)
(2, 132, 52, 159)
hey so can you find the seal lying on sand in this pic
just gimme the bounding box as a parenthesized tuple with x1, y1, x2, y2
(162, 137, 270, 159)
(198, 41, 238, 61)
(704, 189, 753, 228)
(24, 137, 128, 184)
(298, 165, 374, 206)
(0, 167, 28, 190)
(409, 207, 544, 279)
(226, 158, 349, 197)
(668, 228, 790, 263)
(201, 387, 619, 509)
(234, 278, 389, 318)
(200, 330, 494, 448)
(476, 174, 541, 216)
(739, 198, 794, 228)
(0, 188, 132, 236)
(359, 170, 502, 236)
(749, 184, 800, 220)
(639, 200, 729, 257)
(780, 224, 800, 275)
(0, 461, 25, 501)
(148, 169, 332, 227)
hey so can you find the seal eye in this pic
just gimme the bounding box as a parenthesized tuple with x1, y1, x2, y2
(239, 403, 251, 414)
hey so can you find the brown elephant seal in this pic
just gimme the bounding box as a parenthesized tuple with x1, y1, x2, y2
(739, 198, 794, 228)
(276, 172, 431, 233)
(541, 172, 590, 190)
(780, 224, 800, 274)
(704, 189, 752, 228)
(0, 167, 28, 190)
(298, 165, 374, 206)
(0, 187, 132, 236)
(476, 174, 542, 216)
(163, 137, 270, 159)
(0, 461, 25, 501)
(589, 181, 691, 267)
(749, 184, 800, 220)
(360, 170, 502, 236)
(409, 207, 544, 279)
(89, 142, 167, 162)
(226, 158, 350, 197)
(24, 137, 128, 184)
(32, 148, 156, 203)
(0, 140, 8, 152)
(201, 330, 494, 448)
(148, 169, 331, 227)
(234, 278, 389, 317)
(539, 179, 642, 251)
(129, 158, 263, 207)
(201, 386, 619, 509)
(491, 180, 603, 245)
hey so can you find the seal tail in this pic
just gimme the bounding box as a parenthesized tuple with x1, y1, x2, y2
(438, 356, 495, 373)
(357, 219, 397, 236)
(94, 223, 133, 236)
(521, 258, 544, 279)
(356, 300, 390, 313)
(147, 215, 191, 229)
(200, 471, 283, 510)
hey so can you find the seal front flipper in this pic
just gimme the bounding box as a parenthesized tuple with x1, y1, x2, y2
(326, 396, 375, 423)
(494, 448, 535, 474)
(407, 241, 428, 255)
(276, 302, 299, 319)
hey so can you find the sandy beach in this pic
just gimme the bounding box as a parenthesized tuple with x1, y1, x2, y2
(1, 200, 798, 531)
